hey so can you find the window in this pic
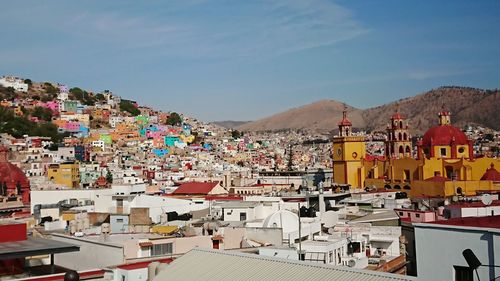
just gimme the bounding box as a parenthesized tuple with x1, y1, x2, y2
(454, 265, 473, 281)
(116, 218, 124, 223)
(458, 147, 465, 153)
(399, 212, 404, 216)
(415, 213, 420, 218)
(151, 243, 173, 256)
(240, 212, 247, 221)
(441, 148, 447, 156)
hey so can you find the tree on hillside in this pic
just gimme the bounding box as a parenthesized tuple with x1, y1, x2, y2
(231, 130, 242, 139)
(119, 101, 140, 116)
(70, 87, 85, 101)
(24, 79, 32, 85)
(95, 93, 105, 101)
(44, 83, 57, 94)
(166, 112, 182, 126)
(32, 106, 53, 121)
(106, 170, 113, 184)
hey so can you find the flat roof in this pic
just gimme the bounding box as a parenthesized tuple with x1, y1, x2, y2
(423, 215, 500, 229)
(0, 237, 79, 260)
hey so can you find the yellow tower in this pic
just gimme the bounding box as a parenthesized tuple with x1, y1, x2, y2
(332, 108, 366, 188)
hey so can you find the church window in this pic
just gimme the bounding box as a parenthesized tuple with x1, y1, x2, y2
(458, 147, 465, 153)
(440, 148, 447, 157)
(398, 133, 402, 140)
(403, 133, 407, 140)
(399, 146, 404, 154)
(399, 121, 403, 128)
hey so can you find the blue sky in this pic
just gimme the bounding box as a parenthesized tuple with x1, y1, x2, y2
(1, 0, 499, 121)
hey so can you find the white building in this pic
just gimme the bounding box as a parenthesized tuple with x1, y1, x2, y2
(414, 216, 500, 281)
(0, 76, 28, 92)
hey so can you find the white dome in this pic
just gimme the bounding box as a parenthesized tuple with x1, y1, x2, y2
(263, 210, 299, 233)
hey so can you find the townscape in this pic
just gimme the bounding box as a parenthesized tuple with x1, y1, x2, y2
(0, 75, 499, 281)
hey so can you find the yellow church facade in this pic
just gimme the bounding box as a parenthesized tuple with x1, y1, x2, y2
(332, 109, 500, 198)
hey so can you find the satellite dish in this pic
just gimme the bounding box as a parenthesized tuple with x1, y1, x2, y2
(481, 194, 493, 206)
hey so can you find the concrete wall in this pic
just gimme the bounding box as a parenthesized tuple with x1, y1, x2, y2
(415, 224, 500, 281)
(51, 234, 124, 270)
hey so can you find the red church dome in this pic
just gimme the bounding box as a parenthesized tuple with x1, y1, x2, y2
(0, 147, 30, 205)
(422, 125, 469, 146)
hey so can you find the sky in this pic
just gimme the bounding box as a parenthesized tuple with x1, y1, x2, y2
(0, 0, 499, 121)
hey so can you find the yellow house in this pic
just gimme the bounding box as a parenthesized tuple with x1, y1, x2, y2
(47, 162, 80, 188)
(333, 109, 500, 198)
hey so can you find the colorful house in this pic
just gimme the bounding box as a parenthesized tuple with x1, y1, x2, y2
(47, 162, 80, 188)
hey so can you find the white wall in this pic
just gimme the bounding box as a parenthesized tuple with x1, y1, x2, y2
(52, 234, 124, 270)
(415, 224, 500, 281)
(131, 195, 208, 223)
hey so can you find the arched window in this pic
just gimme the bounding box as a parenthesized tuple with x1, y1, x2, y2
(406, 146, 411, 153)
(399, 146, 404, 154)
(399, 121, 403, 128)
(398, 133, 402, 140)
(403, 133, 407, 140)
(456, 187, 462, 195)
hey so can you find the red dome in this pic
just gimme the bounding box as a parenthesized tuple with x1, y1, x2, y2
(0, 147, 30, 205)
(422, 125, 469, 146)
(481, 164, 500, 182)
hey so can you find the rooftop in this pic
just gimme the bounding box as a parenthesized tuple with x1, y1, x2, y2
(0, 237, 79, 260)
(153, 248, 417, 281)
(423, 215, 500, 229)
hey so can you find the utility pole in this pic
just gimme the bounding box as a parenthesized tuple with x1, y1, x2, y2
(297, 202, 303, 261)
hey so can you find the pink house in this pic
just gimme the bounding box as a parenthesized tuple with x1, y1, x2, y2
(42, 101, 59, 113)
(395, 209, 437, 223)
(146, 131, 164, 139)
(65, 121, 80, 132)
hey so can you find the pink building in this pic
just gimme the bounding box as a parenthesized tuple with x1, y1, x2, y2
(42, 101, 60, 113)
(65, 121, 81, 132)
(395, 209, 437, 223)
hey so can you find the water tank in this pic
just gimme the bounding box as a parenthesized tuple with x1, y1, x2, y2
(437, 206, 445, 216)
(156, 263, 168, 274)
(76, 219, 84, 232)
(321, 211, 338, 228)
(83, 217, 90, 229)
(69, 220, 77, 234)
(101, 223, 111, 234)
(147, 261, 160, 281)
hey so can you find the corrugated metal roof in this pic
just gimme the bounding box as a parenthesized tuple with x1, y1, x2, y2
(153, 248, 417, 281)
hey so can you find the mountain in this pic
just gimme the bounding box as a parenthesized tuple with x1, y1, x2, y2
(212, 120, 250, 129)
(237, 100, 365, 133)
(237, 87, 500, 135)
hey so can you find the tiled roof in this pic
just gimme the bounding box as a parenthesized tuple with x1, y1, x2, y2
(172, 181, 219, 195)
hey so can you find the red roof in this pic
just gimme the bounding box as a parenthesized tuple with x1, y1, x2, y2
(0, 147, 30, 205)
(172, 181, 220, 195)
(426, 215, 500, 229)
(481, 164, 500, 182)
(422, 125, 469, 146)
(116, 258, 173, 270)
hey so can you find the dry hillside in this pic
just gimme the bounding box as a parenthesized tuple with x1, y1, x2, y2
(237, 100, 365, 132)
(238, 87, 500, 135)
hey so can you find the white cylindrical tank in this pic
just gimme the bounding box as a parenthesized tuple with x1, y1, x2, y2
(69, 220, 77, 234)
(101, 223, 110, 234)
(76, 219, 84, 232)
(321, 211, 339, 228)
(147, 261, 160, 281)
(83, 217, 90, 229)
(156, 263, 168, 274)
